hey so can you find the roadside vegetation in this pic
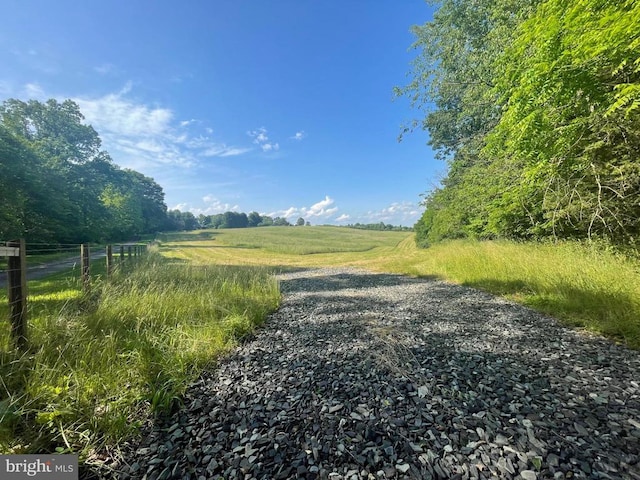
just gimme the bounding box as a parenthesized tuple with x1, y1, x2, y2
(398, 0, 640, 249)
(1, 226, 638, 457)
(0, 248, 279, 454)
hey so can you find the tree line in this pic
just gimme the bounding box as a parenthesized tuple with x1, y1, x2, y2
(345, 222, 412, 232)
(164, 210, 296, 231)
(398, 0, 639, 248)
(171, 212, 413, 232)
(0, 98, 169, 243)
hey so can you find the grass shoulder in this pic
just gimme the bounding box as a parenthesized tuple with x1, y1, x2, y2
(0, 249, 280, 455)
(388, 239, 640, 349)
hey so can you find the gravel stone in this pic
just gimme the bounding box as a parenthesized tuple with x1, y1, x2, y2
(85, 268, 640, 480)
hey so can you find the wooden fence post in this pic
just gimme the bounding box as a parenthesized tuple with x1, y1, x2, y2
(106, 245, 113, 276)
(128, 245, 132, 260)
(120, 245, 124, 263)
(81, 243, 90, 292)
(6, 239, 28, 350)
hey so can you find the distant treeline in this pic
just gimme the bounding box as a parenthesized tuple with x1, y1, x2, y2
(168, 211, 295, 231)
(165, 211, 414, 232)
(0, 99, 168, 243)
(344, 222, 412, 232)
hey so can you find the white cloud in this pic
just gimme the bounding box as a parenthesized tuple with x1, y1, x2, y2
(220, 147, 252, 157)
(248, 127, 281, 153)
(261, 142, 279, 152)
(135, 140, 164, 153)
(77, 92, 173, 137)
(290, 131, 306, 141)
(94, 63, 116, 75)
(202, 145, 252, 157)
(307, 195, 338, 217)
(172, 202, 190, 211)
(335, 214, 351, 222)
(197, 196, 240, 215)
(65, 83, 251, 169)
(172, 196, 241, 216)
(363, 202, 422, 225)
(268, 196, 340, 221)
(248, 127, 268, 143)
(23, 82, 46, 99)
(0, 80, 11, 96)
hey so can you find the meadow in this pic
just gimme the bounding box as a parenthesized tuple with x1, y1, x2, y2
(0, 226, 638, 456)
(160, 227, 640, 347)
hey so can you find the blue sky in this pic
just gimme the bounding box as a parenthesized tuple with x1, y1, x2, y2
(0, 1, 440, 226)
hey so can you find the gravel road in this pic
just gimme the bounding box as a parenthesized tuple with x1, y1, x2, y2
(88, 267, 640, 480)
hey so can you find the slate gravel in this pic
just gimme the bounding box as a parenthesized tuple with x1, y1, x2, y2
(89, 268, 640, 480)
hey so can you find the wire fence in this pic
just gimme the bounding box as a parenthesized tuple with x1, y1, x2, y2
(1, 239, 149, 350)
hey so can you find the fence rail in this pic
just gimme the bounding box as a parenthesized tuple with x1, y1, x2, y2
(2, 240, 148, 350)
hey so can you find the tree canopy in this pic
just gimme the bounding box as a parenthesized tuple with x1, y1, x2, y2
(400, 0, 640, 248)
(0, 98, 168, 243)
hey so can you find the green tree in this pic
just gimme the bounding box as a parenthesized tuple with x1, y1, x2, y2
(247, 211, 262, 227)
(100, 184, 144, 240)
(485, 0, 640, 243)
(272, 217, 291, 226)
(209, 214, 225, 229)
(121, 169, 167, 233)
(0, 98, 113, 241)
(296, 217, 305, 226)
(258, 216, 274, 227)
(223, 211, 249, 228)
(0, 124, 74, 242)
(0, 98, 169, 242)
(396, 0, 540, 245)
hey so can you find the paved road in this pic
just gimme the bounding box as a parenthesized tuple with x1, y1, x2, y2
(0, 251, 107, 289)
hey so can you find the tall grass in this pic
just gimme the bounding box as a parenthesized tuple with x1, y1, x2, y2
(161, 228, 640, 348)
(398, 240, 640, 347)
(0, 251, 279, 454)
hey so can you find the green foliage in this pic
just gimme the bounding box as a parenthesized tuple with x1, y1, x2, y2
(345, 222, 412, 232)
(199, 211, 273, 229)
(398, 0, 540, 244)
(402, 0, 640, 248)
(247, 211, 262, 227)
(485, 0, 640, 244)
(165, 210, 198, 231)
(0, 98, 169, 243)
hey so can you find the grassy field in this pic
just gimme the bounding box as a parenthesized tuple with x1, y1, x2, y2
(161, 227, 640, 347)
(1, 226, 638, 456)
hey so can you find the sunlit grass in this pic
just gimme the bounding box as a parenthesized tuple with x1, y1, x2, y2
(401, 240, 640, 347)
(0, 249, 279, 454)
(1, 226, 638, 458)
(162, 228, 640, 348)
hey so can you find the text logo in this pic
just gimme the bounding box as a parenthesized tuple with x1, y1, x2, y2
(0, 455, 78, 480)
